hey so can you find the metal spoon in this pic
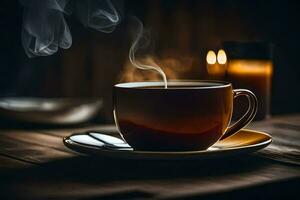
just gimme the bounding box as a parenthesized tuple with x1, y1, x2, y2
(69, 132, 132, 151)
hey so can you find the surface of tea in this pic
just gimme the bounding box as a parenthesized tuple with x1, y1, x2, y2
(124, 82, 225, 89)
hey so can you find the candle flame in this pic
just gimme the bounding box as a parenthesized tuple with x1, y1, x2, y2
(217, 49, 227, 64)
(206, 50, 217, 64)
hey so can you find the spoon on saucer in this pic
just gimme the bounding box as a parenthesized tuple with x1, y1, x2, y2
(69, 132, 132, 151)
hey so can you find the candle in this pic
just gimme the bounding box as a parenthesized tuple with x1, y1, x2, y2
(227, 59, 272, 120)
(224, 42, 273, 120)
(206, 49, 227, 80)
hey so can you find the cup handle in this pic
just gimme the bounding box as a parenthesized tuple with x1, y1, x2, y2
(220, 89, 258, 140)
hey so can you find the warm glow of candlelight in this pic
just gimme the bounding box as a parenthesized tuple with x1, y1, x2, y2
(227, 60, 273, 75)
(206, 50, 216, 64)
(217, 49, 227, 64)
(227, 59, 273, 120)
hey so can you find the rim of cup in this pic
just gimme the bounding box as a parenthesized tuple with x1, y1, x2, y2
(114, 80, 232, 90)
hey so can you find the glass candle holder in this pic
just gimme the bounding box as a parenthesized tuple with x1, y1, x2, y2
(223, 42, 273, 121)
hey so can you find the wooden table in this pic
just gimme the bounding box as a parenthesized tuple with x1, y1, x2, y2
(0, 114, 299, 200)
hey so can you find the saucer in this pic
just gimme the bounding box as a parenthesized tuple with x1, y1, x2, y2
(63, 129, 272, 160)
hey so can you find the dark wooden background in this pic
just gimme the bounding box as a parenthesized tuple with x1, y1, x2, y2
(0, 0, 299, 121)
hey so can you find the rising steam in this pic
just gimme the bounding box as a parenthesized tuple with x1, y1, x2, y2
(20, 0, 120, 58)
(76, 0, 119, 33)
(129, 18, 168, 88)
